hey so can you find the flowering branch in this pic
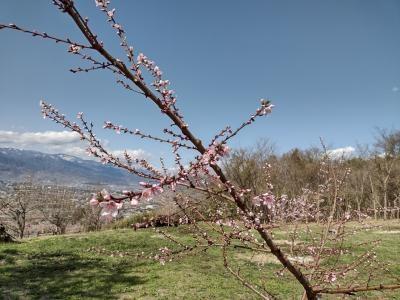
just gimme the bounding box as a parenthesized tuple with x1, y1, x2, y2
(3, 1, 400, 299)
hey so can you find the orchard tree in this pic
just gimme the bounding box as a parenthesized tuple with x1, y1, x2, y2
(1, 1, 400, 298)
(0, 180, 40, 239)
(223, 139, 276, 206)
(372, 129, 400, 219)
(37, 186, 79, 234)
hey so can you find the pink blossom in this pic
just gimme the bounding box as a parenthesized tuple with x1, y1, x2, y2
(99, 200, 123, 219)
(107, 8, 115, 18)
(154, 66, 162, 77)
(68, 44, 81, 54)
(141, 188, 153, 199)
(103, 121, 113, 129)
(157, 80, 169, 87)
(89, 197, 99, 207)
(152, 185, 164, 195)
(137, 53, 146, 64)
(141, 184, 164, 200)
(253, 193, 275, 209)
(86, 147, 97, 157)
(112, 23, 122, 31)
(219, 144, 229, 156)
(95, 0, 109, 8)
(261, 193, 275, 208)
(200, 143, 230, 166)
(131, 197, 139, 206)
(261, 104, 274, 115)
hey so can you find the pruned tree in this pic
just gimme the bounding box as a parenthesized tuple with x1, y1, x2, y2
(0, 181, 40, 239)
(370, 129, 400, 219)
(37, 186, 79, 234)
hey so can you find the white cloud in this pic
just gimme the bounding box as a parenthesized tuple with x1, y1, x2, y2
(0, 130, 149, 161)
(0, 130, 80, 146)
(110, 149, 151, 160)
(392, 86, 399, 92)
(48, 145, 89, 158)
(327, 146, 355, 159)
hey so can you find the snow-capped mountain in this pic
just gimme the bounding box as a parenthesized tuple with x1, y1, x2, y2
(0, 148, 140, 187)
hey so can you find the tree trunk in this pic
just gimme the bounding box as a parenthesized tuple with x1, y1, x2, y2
(369, 176, 378, 220)
(383, 178, 388, 220)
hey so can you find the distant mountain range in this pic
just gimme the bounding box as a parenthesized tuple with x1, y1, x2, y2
(0, 148, 140, 187)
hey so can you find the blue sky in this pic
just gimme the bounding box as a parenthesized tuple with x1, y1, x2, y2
(0, 1, 399, 164)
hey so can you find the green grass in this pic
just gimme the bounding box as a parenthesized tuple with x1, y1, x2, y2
(0, 221, 399, 299)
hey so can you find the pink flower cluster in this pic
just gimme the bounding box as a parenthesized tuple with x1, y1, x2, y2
(271, 192, 321, 222)
(68, 44, 81, 54)
(107, 8, 115, 18)
(200, 143, 230, 165)
(95, 0, 110, 9)
(139, 182, 164, 200)
(137, 53, 162, 77)
(90, 189, 122, 221)
(253, 192, 275, 209)
(103, 121, 127, 134)
(136, 53, 176, 109)
(89, 182, 167, 221)
(257, 99, 274, 116)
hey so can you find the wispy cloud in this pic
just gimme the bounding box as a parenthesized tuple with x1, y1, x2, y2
(392, 86, 399, 92)
(327, 146, 355, 159)
(0, 130, 149, 161)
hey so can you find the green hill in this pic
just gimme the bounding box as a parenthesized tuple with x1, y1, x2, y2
(1, 223, 399, 299)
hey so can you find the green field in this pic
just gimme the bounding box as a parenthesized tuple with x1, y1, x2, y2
(1, 221, 399, 299)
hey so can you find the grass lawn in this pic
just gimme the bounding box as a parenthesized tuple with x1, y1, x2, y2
(0, 221, 399, 299)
